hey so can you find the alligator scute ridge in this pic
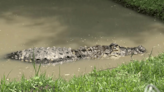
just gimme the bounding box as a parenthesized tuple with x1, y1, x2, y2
(6, 43, 146, 64)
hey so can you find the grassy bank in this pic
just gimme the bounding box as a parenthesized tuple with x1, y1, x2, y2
(111, 0, 164, 21)
(1, 50, 164, 91)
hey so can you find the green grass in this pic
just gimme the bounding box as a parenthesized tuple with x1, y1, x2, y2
(112, 0, 164, 20)
(31, 48, 41, 77)
(1, 48, 164, 91)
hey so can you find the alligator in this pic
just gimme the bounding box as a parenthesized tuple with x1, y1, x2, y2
(6, 43, 146, 64)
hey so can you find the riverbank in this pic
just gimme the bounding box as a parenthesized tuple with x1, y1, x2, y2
(1, 52, 164, 91)
(111, 0, 164, 21)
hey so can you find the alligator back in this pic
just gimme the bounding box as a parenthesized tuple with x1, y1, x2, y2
(6, 43, 146, 64)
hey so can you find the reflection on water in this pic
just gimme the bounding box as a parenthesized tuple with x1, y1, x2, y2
(0, 0, 164, 81)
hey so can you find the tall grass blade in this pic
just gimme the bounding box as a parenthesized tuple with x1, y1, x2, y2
(148, 48, 153, 61)
(32, 48, 42, 77)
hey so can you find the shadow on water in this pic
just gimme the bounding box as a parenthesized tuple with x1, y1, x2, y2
(0, 0, 164, 47)
(0, 0, 164, 81)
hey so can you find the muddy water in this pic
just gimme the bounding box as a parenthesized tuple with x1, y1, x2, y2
(0, 0, 164, 81)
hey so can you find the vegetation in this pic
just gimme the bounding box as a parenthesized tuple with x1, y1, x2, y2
(112, 0, 164, 21)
